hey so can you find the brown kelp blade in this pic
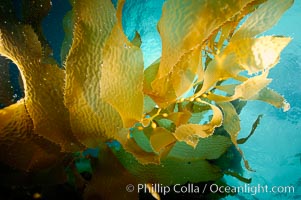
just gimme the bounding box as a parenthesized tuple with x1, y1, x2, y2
(0, 24, 81, 152)
(64, 0, 145, 156)
(0, 100, 64, 171)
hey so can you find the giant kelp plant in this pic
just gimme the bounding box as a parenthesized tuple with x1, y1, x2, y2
(0, 0, 293, 199)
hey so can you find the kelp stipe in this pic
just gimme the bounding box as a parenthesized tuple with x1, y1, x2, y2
(0, 0, 294, 199)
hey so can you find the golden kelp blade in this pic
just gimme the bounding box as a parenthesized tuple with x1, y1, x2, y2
(167, 111, 191, 127)
(0, 25, 80, 152)
(233, 73, 271, 100)
(196, 36, 291, 97)
(157, 0, 253, 75)
(114, 135, 232, 185)
(207, 84, 289, 113)
(148, 0, 255, 106)
(173, 101, 223, 148)
(198, 36, 290, 111)
(171, 48, 200, 97)
(64, 0, 123, 147)
(207, 73, 272, 102)
(132, 124, 176, 159)
(233, 37, 291, 74)
(143, 59, 160, 99)
(217, 102, 252, 170)
(217, 102, 240, 145)
(65, 0, 145, 155)
(0, 100, 63, 171)
(232, 0, 294, 40)
(101, 0, 144, 127)
(149, 127, 176, 155)
(250, 87, 290, 110)
(214, 0, 271, 52)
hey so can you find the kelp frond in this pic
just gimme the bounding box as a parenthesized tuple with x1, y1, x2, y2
(0, 0, 294, 195)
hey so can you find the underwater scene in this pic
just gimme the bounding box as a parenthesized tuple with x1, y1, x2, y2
(0, 0, 300, 199)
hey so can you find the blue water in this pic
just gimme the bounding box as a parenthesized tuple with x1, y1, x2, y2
(123, 0, 165, 68)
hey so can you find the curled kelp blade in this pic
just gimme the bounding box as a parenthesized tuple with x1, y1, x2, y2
(195, 36, 291, 108)
(206, 82, 289, 111)
(217, 102, 240, 148)
(64, 0, 154, 164)
(64, 0, 122, 147)
(130, 125, 176, 159)
(149, 127, 177, 155)
(217, 102, 253, 171)
(0, 100, 64, 171)
(207, 73, 272, 102)
(196, 36, 291, 112)
(173, 101, 223, 148)
(101, 0, 144, 127)
(127, 99, 224, 163)
(0, 23, 81, 151)
(147, 0, 256, 106)
(250, 87, 290, 111)
(64, 0, 144, 149)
